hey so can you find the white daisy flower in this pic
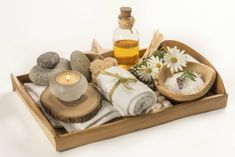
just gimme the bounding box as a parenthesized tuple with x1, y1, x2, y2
(164, 46, 188, 73)
(137, 64, 158, 82)
(148, 56, 164, 77)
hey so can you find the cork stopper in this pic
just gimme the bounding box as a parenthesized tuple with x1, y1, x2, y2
(118, 6, 135, 31)
(120, 7, 132, 18)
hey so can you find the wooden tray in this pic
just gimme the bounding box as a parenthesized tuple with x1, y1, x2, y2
(11, 40, 228, 151)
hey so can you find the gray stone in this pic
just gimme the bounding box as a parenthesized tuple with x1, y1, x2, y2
(37, 52, 60, 68)
(70, 50, 91, 81)
(29, 58, 71, 86)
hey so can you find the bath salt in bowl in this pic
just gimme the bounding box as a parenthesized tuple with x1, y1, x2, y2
(165, 72, 205, 95)
(156, 62, 216, 102)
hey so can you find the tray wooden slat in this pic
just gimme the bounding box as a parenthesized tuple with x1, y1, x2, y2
(11, 40, 228, 151)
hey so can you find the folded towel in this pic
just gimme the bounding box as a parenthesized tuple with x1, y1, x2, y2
(96, 66, 157, 116)
(62, 100, 121, 131)
(24, 83, 121, 131)
(24, 83, 64, 128)
(24, 83, 46, 98)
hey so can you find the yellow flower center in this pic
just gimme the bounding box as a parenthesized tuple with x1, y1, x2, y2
(145, 68, 152, 73)
(171, 57, 177, 63)
(156, 63, 162, 68)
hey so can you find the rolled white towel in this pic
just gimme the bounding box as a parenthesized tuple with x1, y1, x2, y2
(62, 100, 121, 131)
(96, 66, 157, 116)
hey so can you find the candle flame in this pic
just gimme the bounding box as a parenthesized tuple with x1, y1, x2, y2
(66, 75, 70, 82)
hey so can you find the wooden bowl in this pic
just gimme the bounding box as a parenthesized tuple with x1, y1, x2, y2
(156, 62, 216, 102)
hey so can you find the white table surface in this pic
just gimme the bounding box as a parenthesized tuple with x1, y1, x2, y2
(0, 0, 235, 156)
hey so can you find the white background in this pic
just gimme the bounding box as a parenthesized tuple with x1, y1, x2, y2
(0, 0, 235, 156)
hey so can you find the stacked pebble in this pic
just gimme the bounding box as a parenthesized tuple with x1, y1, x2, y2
(29, 52, 71, 86)
(146, 91, 172, 113)
(70, 51, 91, 81)
(37, 52, 60, 69)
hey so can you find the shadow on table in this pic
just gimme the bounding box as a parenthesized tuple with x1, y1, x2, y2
(0, 92, 56, 156)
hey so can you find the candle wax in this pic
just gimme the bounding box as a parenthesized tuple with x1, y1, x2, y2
(56, 71, 80, 85)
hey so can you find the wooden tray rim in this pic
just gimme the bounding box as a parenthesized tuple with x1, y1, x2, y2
(11, 40, 228, 151)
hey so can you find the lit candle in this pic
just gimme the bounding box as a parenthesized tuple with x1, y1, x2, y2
(55, 71, 80, 85)
(49, 70, 88, 102)
(66, 75, 70, 83)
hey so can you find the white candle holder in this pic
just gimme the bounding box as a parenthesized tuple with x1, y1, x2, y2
(49, 70, 88, 102)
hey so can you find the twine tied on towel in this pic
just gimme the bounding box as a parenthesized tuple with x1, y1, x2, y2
(100, 71, 137, 102)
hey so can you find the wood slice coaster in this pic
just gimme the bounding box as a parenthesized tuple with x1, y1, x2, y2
(40, 84, 101, 123)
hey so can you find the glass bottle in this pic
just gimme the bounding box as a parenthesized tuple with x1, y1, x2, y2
(113, 7, 139, 70)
